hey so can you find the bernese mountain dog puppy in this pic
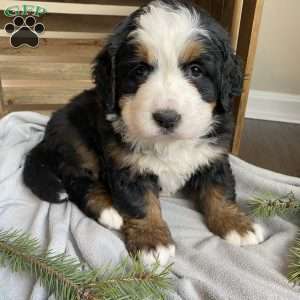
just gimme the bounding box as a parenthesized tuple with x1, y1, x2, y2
(23, 0, 264, 266)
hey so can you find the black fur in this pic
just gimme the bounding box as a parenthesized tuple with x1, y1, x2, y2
(23, 0, 243, 221)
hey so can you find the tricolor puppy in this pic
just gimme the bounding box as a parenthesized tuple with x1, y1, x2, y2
(23, 0, 264, 266)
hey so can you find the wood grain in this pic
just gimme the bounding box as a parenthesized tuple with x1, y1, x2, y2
(6, 103, 63, 113)
(0, 38, 103, 63)
(0, 1, 139, 16)
(232, 0, 264, 155)
(22, 0, 148, 4)
(0, 14, 123, 38)
(0, 76, 5, 117)
(3, 87, 91, 106)
(230, 0, 243, 50)
(0, 62, 91, 80)
(0, 0, 262, 153)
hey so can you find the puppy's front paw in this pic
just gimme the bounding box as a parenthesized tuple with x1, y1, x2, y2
(141, 244, 175, 267)
(205, 201, 265, 246)
(124, 222, 175, 267)
(225, 223, 264, 246)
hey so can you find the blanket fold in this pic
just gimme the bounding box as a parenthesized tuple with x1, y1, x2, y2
(0, 112, 299, 300)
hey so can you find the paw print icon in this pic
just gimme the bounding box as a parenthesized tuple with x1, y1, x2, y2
(4, 16, 45, 48)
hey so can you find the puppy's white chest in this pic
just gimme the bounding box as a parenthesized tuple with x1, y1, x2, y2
(133, 141, 223, 194)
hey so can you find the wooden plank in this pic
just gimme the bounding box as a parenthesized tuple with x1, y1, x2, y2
(230, 0, 243, 50)
(35, 110, 53, 116)
(22, 0, 148, 5)
(0, 12, 122, 40)
(194, 0, 234, 32)
(0, 30, 108, 39)
(232, 0, 264, 155)
(0, 38, 103, 63)
(3, 87, 85, 105)
(2, 80, 93, 88)
(0, 38, 103, 57)
(0, 1, 139, 16)
(6, 103, 63, 113)
(0, 55, 94, 63)
(0, 77, 5, 118)
(194, 0, 222, 22)
(0, 62, 91, 80)
(0, 13, 124, 34)
(220, 0, 236, 32)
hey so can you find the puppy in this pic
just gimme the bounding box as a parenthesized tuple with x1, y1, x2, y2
(23, 0, 264, 266)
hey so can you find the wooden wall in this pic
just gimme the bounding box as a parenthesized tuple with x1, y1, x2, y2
(0, 0, 264, 154)
(0, 0, 237, 115)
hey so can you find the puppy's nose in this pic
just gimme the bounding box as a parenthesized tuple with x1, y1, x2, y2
(152, 110, 181, 130)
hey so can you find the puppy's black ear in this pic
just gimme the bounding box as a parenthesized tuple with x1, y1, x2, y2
(92, 8, 145, 121)
(220, 51, 244, 111)
(210, 22, 244, 112)
(93, 44, 117, 121)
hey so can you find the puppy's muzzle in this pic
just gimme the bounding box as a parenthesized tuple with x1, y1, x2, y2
(152, 109, 181, 131)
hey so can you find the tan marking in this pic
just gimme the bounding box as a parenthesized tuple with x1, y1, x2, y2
(85, 184, 112, 219)
(75, 143, 99, 178)
(210, 101, 217, 109)
(122, 192, 174, 254)
(118, 95, 131, 109)
(199, 186, 253, 238)
(135, 43, 156, 65)
(107, 141, 141, 175)
(179, 40, 203, 64)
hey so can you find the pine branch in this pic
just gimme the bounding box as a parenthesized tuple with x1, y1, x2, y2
(248, 191, 300, 218)
(248, 192, 300, 285)
(0, 229, 172, 300)
(288, 234, 300, 284)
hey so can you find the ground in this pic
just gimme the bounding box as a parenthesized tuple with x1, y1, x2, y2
(239, 119, 300, 177)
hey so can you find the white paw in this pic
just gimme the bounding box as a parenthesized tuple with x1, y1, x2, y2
(225, 224, 264, 246)
(58, 192, 68, 201)
(98, 207, 123, 230)
(141, 245, 175, 267)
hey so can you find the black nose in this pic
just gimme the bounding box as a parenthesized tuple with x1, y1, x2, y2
(152, 110, 181, 130)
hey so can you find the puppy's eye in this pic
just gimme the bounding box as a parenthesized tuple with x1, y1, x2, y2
(187, 64, 203, 79)
(133, 64, 151, 79)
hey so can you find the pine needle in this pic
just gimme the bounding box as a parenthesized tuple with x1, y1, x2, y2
(248, 191, 300, 285)
(0, 229, 173, 300)
(288, 234, 300, 284)
(248, 191, 300, 218)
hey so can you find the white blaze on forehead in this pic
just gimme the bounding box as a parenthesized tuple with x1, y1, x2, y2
(120, 1, 215, 150)
(131, 1, 208, 65)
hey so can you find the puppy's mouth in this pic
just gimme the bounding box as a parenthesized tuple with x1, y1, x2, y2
(150, 128, 195, 142)
(161, 128, 175, 136)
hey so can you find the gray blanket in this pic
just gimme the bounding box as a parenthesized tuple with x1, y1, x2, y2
(0, 112, 300, 300)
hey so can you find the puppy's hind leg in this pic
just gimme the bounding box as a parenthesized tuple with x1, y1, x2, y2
(23, 142, 68, 203)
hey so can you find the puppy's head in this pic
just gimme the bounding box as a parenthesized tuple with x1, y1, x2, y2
(93, 0, 243, 143)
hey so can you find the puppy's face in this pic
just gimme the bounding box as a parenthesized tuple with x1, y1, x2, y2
(94, 0, 243, 144)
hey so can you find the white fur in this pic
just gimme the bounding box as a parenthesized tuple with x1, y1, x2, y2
(121, 1, 212, 142)
(58, 192, 68, 201)
(225, 224, 265, 246)
(112, 2, 222, 194)
(141, 244, 176, 267)
(98, 208, 123, 230)
(118, 138, 224, 194)
(134, 1, 209, 58)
